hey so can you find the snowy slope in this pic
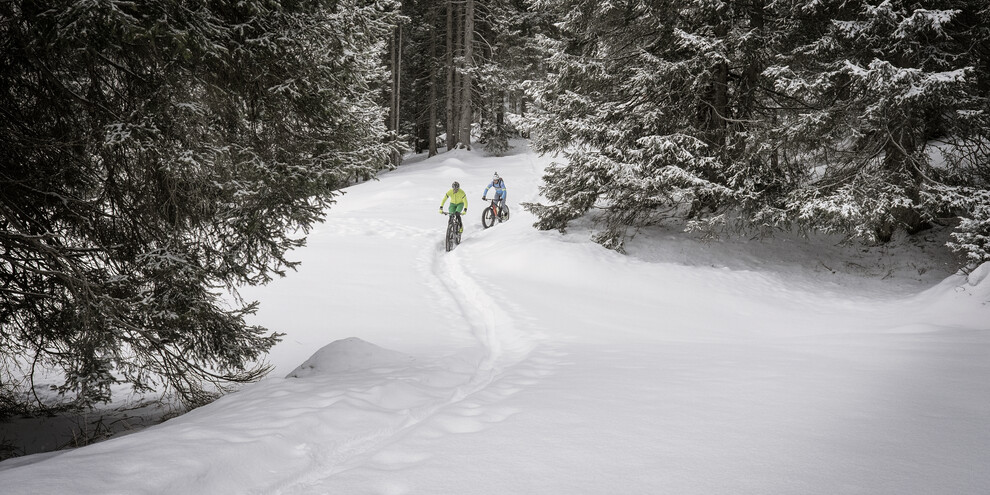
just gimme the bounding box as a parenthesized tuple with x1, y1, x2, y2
(1, 141, 989, 494)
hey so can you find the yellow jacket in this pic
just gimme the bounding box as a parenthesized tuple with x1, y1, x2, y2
(440, 188, 468, 209)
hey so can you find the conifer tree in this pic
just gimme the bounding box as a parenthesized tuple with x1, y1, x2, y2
(770, 0, 988, 243)
(0, 0, 398, 411)
(527, 0, 778, 250)
(527, 0, 990, 257)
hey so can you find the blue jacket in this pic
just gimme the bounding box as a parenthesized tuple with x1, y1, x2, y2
(484, 178, 506, 200)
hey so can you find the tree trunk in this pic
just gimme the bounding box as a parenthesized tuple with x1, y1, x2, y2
(701, 20, 729, 156)
(712, 68, 728, 151)
(390, 24, 402, 166)
(732, 0, 765, 161)
(459, 0, 474, 149)
(385, 27, 398, 138)
(879, 125, 929, 240)
(520, 97, 528, 138)
(445, 0, 459, 150)
(741, 0, 764, 120)
(428, 7, 439, 157)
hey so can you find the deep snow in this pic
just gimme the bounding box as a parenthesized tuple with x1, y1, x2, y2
(1, 140, 989, 494)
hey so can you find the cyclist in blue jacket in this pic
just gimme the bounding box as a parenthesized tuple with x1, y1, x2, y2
(482, 172, 507, 213)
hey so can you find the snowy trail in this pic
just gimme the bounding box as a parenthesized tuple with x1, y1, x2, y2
(247, 149, 554, 492)
(242, 157, 552, 493)
(433, 222, 540, 369)
(267, 213, 546, 493)
(3, 141, 989, 495)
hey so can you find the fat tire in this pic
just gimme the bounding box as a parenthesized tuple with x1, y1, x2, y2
(445, 218, 457, 252)
(482, 207, 496, 229)
(498, 205, 509, 223)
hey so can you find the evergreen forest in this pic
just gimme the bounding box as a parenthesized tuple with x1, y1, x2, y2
(1, 0, 989, 414)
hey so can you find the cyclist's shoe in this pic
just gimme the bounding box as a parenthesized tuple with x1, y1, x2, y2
(459, 227, 463, 233)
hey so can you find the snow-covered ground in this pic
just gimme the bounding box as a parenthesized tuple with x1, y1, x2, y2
(2, 140, 989, 494)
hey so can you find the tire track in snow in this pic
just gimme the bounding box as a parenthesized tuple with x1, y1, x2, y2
(432, 243, 538, 375)
(272, 154, 557, 493)
(267, 229, 539, 495)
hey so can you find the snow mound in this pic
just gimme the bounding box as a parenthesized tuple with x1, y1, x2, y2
(286, 337, 415, 378)
(440, 157, 465, 167)
(966, 262, 990, 287)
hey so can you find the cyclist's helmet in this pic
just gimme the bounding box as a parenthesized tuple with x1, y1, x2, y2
(493, 172, 500, 181)
(452, 181, 460, 190)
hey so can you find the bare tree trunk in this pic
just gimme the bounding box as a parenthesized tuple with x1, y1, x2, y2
(428, 7, 439, 157)
(396, 24, 401, 135)
(459, 0, 474, 149)
(389, 24, 402, 166)
(445, 0, 458, 150)
(386, 28, 399, 137)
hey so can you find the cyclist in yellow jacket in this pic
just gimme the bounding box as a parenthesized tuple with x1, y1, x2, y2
(440, 181, 468, 232)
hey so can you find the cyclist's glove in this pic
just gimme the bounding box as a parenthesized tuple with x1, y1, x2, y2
(438, 208, 444, 214)
(461, 210, 467, 215)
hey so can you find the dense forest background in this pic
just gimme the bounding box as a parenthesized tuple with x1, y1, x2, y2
(1, 0, 989, 417)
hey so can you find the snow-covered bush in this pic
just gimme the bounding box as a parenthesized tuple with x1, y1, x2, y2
(949, 197, 990, 265)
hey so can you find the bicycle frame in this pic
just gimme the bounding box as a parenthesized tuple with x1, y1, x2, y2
(488, 199, 501, 217)
(481, 197, 508, 229)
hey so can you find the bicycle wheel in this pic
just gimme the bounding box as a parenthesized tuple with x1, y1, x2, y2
(482, 206, 496, 229)
(498, 204, 510, 223)
(445, 218, 457, 252)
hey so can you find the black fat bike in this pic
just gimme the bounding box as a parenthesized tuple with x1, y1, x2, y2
(481, 197, 509, 229)
(443, 211, 464, 252)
